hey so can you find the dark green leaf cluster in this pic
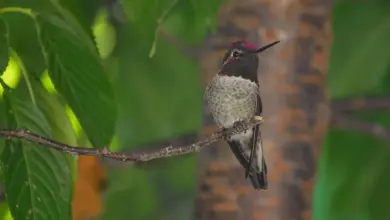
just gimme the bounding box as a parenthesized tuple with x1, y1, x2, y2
(0, 0, 222, 219)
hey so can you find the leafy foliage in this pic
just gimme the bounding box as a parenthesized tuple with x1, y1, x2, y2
(315, 1, 390, 220)
(36, 13, 116, 147)
(98, 6, 204, 220)
(1, 83, 72, 220)
(0, 19, 8, 75)
(1, 13, 46, 75)
(0, 0, 220, 219)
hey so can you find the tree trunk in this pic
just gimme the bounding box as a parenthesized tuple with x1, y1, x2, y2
(195, 0, 332, 219)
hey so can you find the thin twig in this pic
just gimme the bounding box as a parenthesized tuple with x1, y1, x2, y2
(0, 116, 264, 162)
(332, 97, 390, 113)
(331, 114, 390, 141)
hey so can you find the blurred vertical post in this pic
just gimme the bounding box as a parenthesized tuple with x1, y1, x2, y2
(195, 0, 332, 219)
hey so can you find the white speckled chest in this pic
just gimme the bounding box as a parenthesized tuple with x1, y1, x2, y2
(205, 75, 259, 129)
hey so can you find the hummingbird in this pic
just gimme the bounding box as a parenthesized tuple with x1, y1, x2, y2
(204, 40, 280, 190)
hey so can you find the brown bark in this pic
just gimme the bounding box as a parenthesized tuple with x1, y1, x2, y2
(195, 0, 332, 220)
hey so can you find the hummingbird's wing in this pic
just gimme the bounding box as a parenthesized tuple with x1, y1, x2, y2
(245, 123, 259, 178)
(245, 95, 263, 177)
(227, 137, 267, 189)
(246, 95, 268, 189)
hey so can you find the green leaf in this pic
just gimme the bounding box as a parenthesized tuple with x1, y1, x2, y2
(49, 1, 99, 53)
(0, 100, 7, 157)
(0, 13, 46, 76)
(0, 0, 97, 44)
(32, 79, 78, 181)
(35, 14, 116, 147)
(32, 79, 77, 147)
(315, 112, 390, 220)
(93, 9, 117, 59)
(0, 203, 11, 220)
(0, 19, 9, 75)
(1, 85, 72, 220)
(328, 2, 390, 99)
(58, 0, 103, 36)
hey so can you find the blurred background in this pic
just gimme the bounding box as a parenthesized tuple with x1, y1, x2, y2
(0, 0, 390, 220)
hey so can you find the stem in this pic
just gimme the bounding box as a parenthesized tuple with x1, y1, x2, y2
(0, 7, 35, 18)
(148, 0, 179, 58)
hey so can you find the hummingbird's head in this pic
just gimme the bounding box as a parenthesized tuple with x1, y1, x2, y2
(220, 40, 280, 83)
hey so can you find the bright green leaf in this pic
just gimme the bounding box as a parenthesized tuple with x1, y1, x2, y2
(0, 203, 11, 220)
(0, 58, 21, 96)
(35, 14, 116, 147)
(1, 84, 72, 220)
(93, 9, 116, 59)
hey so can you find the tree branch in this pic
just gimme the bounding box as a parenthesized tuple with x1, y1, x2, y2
(0, 116, 264, 163)
(331, 114, 390, 141)
(330, 96, 390, 142)
(332, 96, 390, 113)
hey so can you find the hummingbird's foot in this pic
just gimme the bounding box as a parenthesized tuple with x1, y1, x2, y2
(254, 115, 263, 122)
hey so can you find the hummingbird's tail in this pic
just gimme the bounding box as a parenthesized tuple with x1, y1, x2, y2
(248, 158, 267, 190)
(227, 139, 268, 190)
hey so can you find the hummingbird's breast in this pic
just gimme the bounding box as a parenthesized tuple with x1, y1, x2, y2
(205, 75, 258, 129)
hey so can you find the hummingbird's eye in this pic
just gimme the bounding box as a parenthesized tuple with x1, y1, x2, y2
(231, 49, 243, 59)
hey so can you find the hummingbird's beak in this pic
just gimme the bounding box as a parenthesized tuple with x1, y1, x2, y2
(255, 40, 280, 53)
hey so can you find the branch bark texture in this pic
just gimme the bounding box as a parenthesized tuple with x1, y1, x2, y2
(0, 117, 263, 163)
